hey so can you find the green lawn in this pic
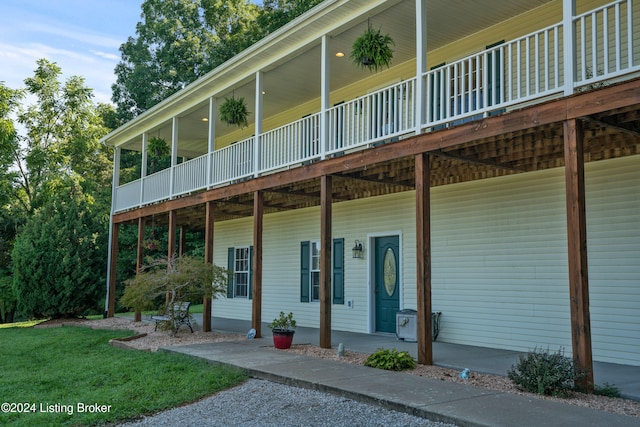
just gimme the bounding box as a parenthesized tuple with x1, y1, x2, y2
(0, 326, 246, 426)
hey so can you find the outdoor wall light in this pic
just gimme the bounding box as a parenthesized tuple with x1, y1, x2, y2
(352, 240, 364, 259)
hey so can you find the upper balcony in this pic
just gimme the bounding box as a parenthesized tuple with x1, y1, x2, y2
(104, 0, 640, 214)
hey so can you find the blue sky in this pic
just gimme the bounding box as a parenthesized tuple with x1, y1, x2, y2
(0, 0, 143, 104)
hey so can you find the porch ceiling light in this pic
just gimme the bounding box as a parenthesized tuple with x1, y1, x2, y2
(335, 52, 345, 58)
(352, 240, 364, 259)
(201, 117, 209, 122)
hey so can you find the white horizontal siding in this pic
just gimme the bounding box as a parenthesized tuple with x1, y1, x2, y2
(431, 167, 573, 353)
(212, 154, 640, 365)
(585, 156, 640, 366)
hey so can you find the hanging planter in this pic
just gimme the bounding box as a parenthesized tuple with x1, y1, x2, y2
(219, 96, 249, 128)
(350, 22, 394, 72)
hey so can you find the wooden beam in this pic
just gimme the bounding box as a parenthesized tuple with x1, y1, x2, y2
(563, 118, 594, 392)
(582, 116, 640, 138)
(252, 191, 263, 338)
(335, 173, 415, 190)
(203, 201, 214, 333)
(107, 223, 119, 317)
(415, 153, 433, 365)
(320, 175, 332, 349)
(135, 217, 146, 322)
(431, 149, 523, 172)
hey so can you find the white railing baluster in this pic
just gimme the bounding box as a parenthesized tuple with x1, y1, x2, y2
(628, 0, 633, 67)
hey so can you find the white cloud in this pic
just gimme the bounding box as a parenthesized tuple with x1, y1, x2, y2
(91, 50, 121, 61)
(24, 22, 123, 50)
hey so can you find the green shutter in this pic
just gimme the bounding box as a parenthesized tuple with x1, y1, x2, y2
(300, 241, 310, 303)
(227, 247, 234, 298)
(332, 238, 344, 305)
(248, 246, 254, 300)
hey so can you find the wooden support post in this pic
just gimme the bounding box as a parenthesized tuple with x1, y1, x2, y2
(168, 210, 177, 257)
(320, 175, 332, 348)
(135, 217, 146, 322)
(563, 118, 594, 392)
(415, 153, 433, 365)
(107, 223, 119, 317)
(252, 192, 264, 338)
(179, 225, 187, 257)
(203, 201, 215, 332)
(167, 210, 177, 306)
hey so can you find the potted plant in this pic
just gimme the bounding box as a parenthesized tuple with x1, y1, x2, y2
(350, 22, 394, 72)
(268, 311, 296, 349)
(219, 96, 249, 128)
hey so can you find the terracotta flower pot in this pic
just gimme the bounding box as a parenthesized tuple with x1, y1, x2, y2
(272, 330, 295, 349)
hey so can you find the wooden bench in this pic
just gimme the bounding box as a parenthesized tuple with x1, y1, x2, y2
(151, 301, 193, 333)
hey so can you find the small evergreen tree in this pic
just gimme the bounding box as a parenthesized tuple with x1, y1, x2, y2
(12, 182, 105, 319)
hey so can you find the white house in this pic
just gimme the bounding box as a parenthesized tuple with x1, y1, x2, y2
(102, 0, 640, 386)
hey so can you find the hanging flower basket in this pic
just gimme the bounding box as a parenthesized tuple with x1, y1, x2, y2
(350, 23, 394, 72)
(219, 96, 249, 128)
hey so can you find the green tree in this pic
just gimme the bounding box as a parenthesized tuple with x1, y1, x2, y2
(1, 61, 114, 321)
(0, 83, 24, 322)
(111, 0, 322, 121)
(15, 59, 112, 215)
(12, 181, 106, 319)
(255, 0, 324, 37)
(112, 0, 221, 121)
(120, 254, 228, 315)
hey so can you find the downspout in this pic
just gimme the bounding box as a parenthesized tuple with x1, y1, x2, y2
(104, 146, 120, 317)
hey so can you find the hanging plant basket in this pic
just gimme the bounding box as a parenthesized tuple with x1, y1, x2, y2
(219, 96, 249, 128)
(350, 23, 394, 72)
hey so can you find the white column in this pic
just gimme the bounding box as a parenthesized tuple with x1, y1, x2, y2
(254, 71, 263, 177)
(104, 146, 121, 316)
(207, 97, 216, 188)
(415, 0, 427, 134)
(170, 116, 178, 198)
(563, 0, 576, 96)
(140, 133, 148, 206)
(320, 35, 330, 159)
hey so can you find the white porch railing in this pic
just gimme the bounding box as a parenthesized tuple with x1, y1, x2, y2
(115, 179, 141, 212)
(575, 0, 636, 86)
(114, 0, 640, 213)
(210, 136, 254, 186)
(142, 168, 171, 205)
(425, 22, 564, 128)
(173, 154, 208, 196)
(327, 79, 416, 154)
(261, 112, 322, 172)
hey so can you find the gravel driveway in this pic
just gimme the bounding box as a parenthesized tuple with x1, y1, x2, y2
(118, 379, 458, 427)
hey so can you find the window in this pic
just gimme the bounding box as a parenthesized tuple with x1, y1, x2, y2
(234, 247, 250, 298)
(310, 241, 320, 301)
(301, 239, 344, 304)
(227, 246, 252, 299)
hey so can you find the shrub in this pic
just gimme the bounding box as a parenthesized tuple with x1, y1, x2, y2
(508, 347, 584, 396)
(594, 382, 621, 398)
(12, 186, 104, 319)
(364, 348, 416, 371)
